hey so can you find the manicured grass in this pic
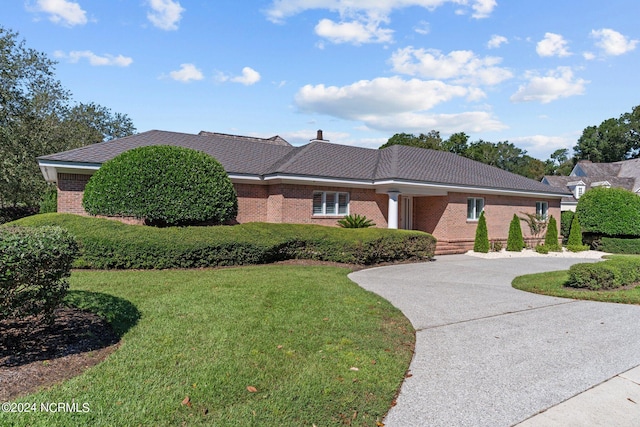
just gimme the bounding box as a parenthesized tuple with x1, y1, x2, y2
(512, 255, 640, 305)
(2, 265, 414, 427)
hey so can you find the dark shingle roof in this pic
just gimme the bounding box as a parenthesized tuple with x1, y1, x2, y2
(39, 130, 568, 195)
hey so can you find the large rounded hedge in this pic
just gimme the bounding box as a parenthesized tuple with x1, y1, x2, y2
(83, 145, 238, 226)
(575, 187, 640, 237)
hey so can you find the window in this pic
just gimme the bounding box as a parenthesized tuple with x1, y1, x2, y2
(536, 201, 548, 219)
(467, 197, 484, 220)
(312, 191, 349, 216)
(575, 185, 585, 199)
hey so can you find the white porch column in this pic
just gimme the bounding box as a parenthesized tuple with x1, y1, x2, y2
(387, 191, 400, 229)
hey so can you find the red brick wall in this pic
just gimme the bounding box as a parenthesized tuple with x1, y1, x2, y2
(56, 172, 561, 246)
(57, 173, 91, 215)
(414, 192, 561, 250)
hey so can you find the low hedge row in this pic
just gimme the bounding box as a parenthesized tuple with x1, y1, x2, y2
(566, 257, 640, 291)
(8, 214, 436, 269)
(0, 226, 78, 323)
(0, 206, 38, 225)
(598, 237, 640, 254)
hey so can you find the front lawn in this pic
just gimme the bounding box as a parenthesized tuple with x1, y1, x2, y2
(512, 255, 640, 305)
(1, 265, 414, 427)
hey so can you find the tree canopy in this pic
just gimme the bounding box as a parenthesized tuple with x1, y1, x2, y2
(573, 105, 640, 163)
(0, 26, 135, 208)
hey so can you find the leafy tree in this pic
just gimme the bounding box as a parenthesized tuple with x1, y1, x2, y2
(545, 148, 574, 176)
(574, 105, 640, 162)
(442, 132, 469, 154)
(380, 130, 443, 150)
(473, 211, 489, 253)
(506, 214, 525, 251)
(0, 26, 135, 208)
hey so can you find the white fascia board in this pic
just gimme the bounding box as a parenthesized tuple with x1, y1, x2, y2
(373, 179, 569, 199)
(37, 161, 101, 183)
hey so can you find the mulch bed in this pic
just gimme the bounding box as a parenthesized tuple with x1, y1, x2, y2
(0, 307, 120, 401)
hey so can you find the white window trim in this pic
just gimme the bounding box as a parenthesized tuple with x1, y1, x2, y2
(312, 191, 349, 216)
(536, 201, 549, 219)
(467, 197, 485, 221)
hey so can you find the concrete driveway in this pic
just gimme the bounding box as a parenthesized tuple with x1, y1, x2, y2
(349, 255, 640, 427)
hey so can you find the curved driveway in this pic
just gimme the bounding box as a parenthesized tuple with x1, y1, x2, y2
(349, 255, 640, 427)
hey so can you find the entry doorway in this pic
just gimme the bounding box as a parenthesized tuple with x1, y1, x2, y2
(400, 196, 413, 230)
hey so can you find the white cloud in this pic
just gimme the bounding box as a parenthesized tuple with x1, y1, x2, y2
(54, 50, 133, 67)
(293, 76, 506, 133)
(590, 28, 638, 56)
(487, 35, 507, 49)
(510, 67, 588, 104)
(315, 18, 393, 44)
(414, 20, 430, 35)
(536, 32, 571, 57)
(32, 0, 87, 26)
(471, 0, 496, 19)
(582, 51, 596, 61)
(216, 67, 261, 85)
(510, 135, 575, 158)
(147, 0, 185, 31)
(231, 67, 261, 85)
(168, 63, 203, 82)
(390, 47, 513, 86)
(265, 0, 497, 24)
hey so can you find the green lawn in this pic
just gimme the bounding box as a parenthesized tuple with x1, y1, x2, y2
(512, 255, 640, 305)
(2, 265, 414, 427)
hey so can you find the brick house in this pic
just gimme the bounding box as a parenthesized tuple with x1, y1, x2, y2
(38, 129, 569, 254)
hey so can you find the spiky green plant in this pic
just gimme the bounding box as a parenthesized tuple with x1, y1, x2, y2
(337, 214, 376, 228)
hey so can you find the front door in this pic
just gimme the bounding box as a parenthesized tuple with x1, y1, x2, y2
(400, 196, 413, 230)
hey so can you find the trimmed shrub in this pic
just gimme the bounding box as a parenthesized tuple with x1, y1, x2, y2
(566, 213, 588, 252)
(543, 215, 561, 251)
(337, 214, 375, 228)
(83, 145, 238, 226)
(0, 226, 78, 323)
(560, 211, 574, 243)
(8, 214, 436, 268)
(506, 214, 525, 251)
(576, 187, 640, 237)
(535, 245, 549, 254)
(599, 237, 640, 254)
(567, 258, 640, 290)
(473, 211, 489, 253)
(39, 184, 58, 213)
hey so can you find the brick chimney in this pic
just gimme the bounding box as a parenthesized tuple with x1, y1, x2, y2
(311, 129, 327, 142)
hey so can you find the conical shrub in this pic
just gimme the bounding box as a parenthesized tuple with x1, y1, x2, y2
(473, 211, 490, 253)
(506, 214, 525, 251)
(544, 215, 561, 251)
(567, 213, 588, 251)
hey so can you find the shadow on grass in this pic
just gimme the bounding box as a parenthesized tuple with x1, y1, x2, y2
(64, 290, 141, 337)
(0, 291, 140, 368)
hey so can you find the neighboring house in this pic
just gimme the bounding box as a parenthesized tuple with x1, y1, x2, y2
(38, 130, 568, 254)
(542, 159, 640, 211)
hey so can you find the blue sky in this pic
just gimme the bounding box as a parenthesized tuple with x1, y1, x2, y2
(4, 0, 639, 159)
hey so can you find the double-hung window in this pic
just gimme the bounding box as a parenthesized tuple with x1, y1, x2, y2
(536, 201, 548, 219)
(313, 191, 349, 216)
(467, 197, 484, 220)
